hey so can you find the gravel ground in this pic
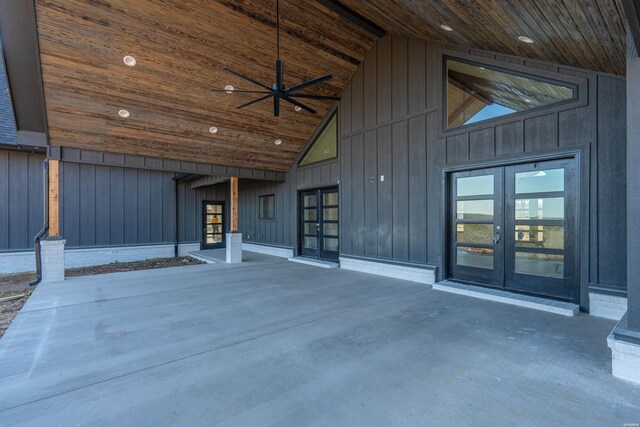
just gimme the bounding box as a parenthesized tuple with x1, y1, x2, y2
(0, 257, 203, 339)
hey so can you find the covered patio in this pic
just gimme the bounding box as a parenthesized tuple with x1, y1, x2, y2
(0, 253, 638, 425)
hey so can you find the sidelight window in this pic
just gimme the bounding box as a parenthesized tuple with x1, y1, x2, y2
(445, 58, 575, 129)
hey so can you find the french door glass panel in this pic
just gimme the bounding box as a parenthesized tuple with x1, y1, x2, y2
(450, 168, 503, 286)
(300, 188, 339, 260)
(450, 159, 577, 301)
(203, 202, 224, 249)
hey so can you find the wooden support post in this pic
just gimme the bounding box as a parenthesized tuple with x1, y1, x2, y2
(48, 159, 60, 237)
(230, 176, 238, 232)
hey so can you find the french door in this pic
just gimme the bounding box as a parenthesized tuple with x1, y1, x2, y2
(300, 187, 339, 260)
(449, 159, 577, 301)
(202, 201, 225, 249)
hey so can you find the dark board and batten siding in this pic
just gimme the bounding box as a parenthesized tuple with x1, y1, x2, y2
(177, 181, 229, 244)
(340, 37, 431, 265)
(337, 35, 627, 301)
(0, 150, 44, 251)
(238, 158, 340, 249)
(60, 162, 176, 248)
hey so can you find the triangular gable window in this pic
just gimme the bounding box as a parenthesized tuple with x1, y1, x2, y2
(299, 113, 337, 166)
(445, 58, 576, 129)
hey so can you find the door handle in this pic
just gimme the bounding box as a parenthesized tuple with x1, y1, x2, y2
(492, 231, 501, 245)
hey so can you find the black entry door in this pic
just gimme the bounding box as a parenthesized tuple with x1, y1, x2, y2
(450, 167, 504, 287)
(300, 187, 339, 260)
(450, 159, 577, 301)
(202, 201, 225, 249)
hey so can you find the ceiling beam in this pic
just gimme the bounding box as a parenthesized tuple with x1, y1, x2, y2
(315, 0, 385, 38)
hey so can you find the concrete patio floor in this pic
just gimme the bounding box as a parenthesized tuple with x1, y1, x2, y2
(0, 252, 638, 426)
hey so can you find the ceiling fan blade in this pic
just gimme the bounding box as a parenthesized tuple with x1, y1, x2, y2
(286, 75, 332, 94)
(211, 89, 272, 94)
(274, 95, 280, 117)
(236, 93, 274, 109)
(223, 67, 272, 91)
(288, 94, 341, 101)
(282, 95, 317, 114)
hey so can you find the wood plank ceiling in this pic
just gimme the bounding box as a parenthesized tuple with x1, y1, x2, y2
(35, 1, 628, 172)
(34, 0, 376, 172)
(339, 0, 627, 76)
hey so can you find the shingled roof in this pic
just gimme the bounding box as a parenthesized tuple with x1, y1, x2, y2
(0, 45, 16, 145)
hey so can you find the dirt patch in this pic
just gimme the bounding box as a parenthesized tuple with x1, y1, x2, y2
(0, 256, 204, 339)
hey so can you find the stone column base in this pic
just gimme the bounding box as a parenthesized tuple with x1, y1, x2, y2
(226, 233, 242, 263)
(608, 313, 640, 385)
(41, 238, 66, 283)
(608, 334, 640, 384)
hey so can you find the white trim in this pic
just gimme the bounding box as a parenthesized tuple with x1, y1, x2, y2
(178, 243, 201, 257)
(433, 281, 579, 316)
(339, 257, 436, 285)
(0, 244, 203, 274)
(589, 292, 627, 320)
(608, 332, 640, 385)
(188, 252, 218, 264)
(0, 251, 36, 274)
(64, 244, 175, 268)
(288, 257, 339, 269)
(242, 243, 294, 258)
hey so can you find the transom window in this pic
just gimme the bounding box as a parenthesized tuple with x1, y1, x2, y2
(445, 58, 575, 129)
(299, 113, 337, 166)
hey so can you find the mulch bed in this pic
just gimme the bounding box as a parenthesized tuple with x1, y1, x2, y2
(0, 256, 204, 339)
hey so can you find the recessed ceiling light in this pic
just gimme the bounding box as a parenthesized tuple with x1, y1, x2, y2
(524, 99, 532, 103)
(209, 126, 218, 134)
(225, 85, 234, 93)
(440, 24, 453, 32)
(123, 55, 137, 66)
(294, 105, 302, 112)
(274, 139, 282, 145)
(518, 36, 534, 44)
(118, 109, 130, 118)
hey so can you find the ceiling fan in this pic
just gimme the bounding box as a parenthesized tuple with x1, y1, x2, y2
(211, 0, 340, 117)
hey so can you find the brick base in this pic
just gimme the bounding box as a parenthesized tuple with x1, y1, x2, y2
(41, 238, 66, 283)
(608, 333, 640, 385)
(226, 233, 242, 263)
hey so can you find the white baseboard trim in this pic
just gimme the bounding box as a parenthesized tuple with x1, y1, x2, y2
(339, 256, 436, 285)
(433, 281, 579, 317)
(242, 243, 294, 258)
(178, 243, 201, 257)
(0, 251, 36, 274)
(288, 257, 339, 269)
(64, 244, 176, 268)
(589, 292, 627, 320)
(0, 243, 202, 274)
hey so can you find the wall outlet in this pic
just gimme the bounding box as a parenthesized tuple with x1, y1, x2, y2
(380, 175, 385, 182)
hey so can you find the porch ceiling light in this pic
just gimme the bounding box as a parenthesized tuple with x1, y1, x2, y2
(118, 109, 130, 118)
(209, 126, 218, 134)
(274, 139, 282, 145)
(518, 36, 534, 44)
(440, 24, 453, 32)
(123, 55, 137, 66)
(225, 85, 234, 93)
